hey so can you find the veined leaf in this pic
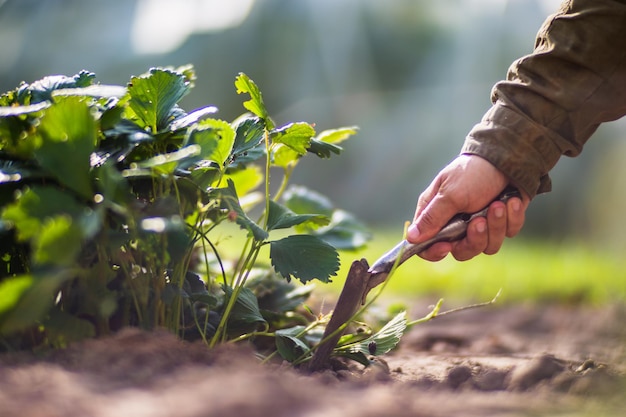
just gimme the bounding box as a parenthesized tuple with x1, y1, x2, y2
(25, 70, 95, 104)
(100, 119, 154, 150)
(137, 144, 201, 174)
(307, 127, 357, 158)
(174, 64, 197, 86)
(311, 210, 371, 250)
(189, 166, 220, 191)
(127, 68, 191, 131)
(271, 122, 315, 156)
(269, 235, 339, 284)
(229, 116, 266, 166)
(188, 119, 235, 167)
(0, 102, 50, 117)
(338, 311, 407, 357)
(51, 85, 127, 99)
(170, 105, 218, 131)
(250, 275, 315, 314)
(283, 185, 334, 218)
(275, 326, 310, 362)
(234, 73, 273, 129)
(316, 126, 358, 144)
(266, 200, 328, 232)
(223, 164, 263, 196)
(210, 179, 268, 241)
(35, 97, 96, 198)
(281, 186, 369, 249)
(271, 144, 299, 169)
(307, 139, 342, 158)
(222, 285, 267, 327)
(186, 127, 218, 168)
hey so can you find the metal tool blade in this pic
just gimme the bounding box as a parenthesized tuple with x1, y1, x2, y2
(308, 187, 521, 371)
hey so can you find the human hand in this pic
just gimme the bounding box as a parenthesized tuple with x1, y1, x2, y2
(406, 154, 529, 261)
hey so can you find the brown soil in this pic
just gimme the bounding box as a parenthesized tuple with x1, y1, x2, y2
(1, 301, 625, 417)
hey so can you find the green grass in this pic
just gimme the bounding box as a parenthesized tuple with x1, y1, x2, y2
(325, 230, 626, 305)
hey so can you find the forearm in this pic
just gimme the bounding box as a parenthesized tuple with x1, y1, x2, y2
(462, 0, 626, 198)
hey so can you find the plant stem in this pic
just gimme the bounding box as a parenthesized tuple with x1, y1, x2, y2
(228, 331, 275, 343)
(273, 166, 293, 202)
(263, 128, 271, 229)
(209, 242, 261, 348)
(406, 289, 502, 327)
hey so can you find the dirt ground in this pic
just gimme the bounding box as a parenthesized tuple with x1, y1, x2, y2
(1, 300, 625, 417)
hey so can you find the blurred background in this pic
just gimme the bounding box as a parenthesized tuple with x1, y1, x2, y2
(1, 0, 625, 255)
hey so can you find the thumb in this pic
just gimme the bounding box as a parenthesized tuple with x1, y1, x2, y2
(407, 195, 458, 244)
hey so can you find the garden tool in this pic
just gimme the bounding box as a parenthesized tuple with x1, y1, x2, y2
(308, 187, 521, 371)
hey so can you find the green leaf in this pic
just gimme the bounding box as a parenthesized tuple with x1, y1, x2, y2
(334, 350, 371, 367)
(307, 127, 357, 158)
(312, 210, 371, 250)
(338, 311, 407, 357)
(229, 116, 266, 166)
(223, 285, 267, 327)
(210, 179, 268, 241)
(281, 186, 370, 249)
(0, 275, 33, 317)
(33, 215, 84, 266)
(27, 71, 95, 103)
(306, 139, 342, 158)
(0, 270, 74, 335)
(316, 126, 358, 144)
(2, 186, 100, 267)
(251, 275, 314, 314)
(271, 122, 315, 156)
(51, 84, 127, 99)
(266, 200, 328, 232)
(43, 308, 96, 345)
(170, 106, 218, 131)
(2, 186, 85, 242)
(100, 119, 154, 147)
(269, 235, 339, 284)
(223, 165, 263, 197)
(271, 144, 300, 169)
(127, 68, 191, 131)
(137, 144, 201, 174)
(283, 185, 334, 218)
(0, 87, 19, 107)
(188, 119, 235, 167)
(234, 73, 273, 129)
(35, 97, 96, 198)
(93, 161, 131, 207)
(0, 102, 50, 117)
(275, 326, 310, 362)
(189, 166, 220, 191)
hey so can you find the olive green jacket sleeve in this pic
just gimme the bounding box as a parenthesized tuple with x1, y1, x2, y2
(461, 0, 626, 198)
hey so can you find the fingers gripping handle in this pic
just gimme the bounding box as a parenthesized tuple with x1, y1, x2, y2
(368, 187, 520, 275)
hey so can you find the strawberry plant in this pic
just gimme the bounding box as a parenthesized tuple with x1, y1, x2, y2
(0, 65, 375, 357)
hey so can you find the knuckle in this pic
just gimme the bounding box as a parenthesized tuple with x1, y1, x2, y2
(419, 210, 437, 228)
